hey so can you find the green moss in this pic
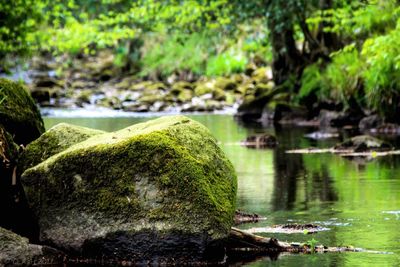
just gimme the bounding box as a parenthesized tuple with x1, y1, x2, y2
(251, 67, 272, 84)
(144, 82, 166, 92)
(214, 77, 237, 91)
(76, 90, 92, 104)
(177, 89, 193, 103)
(194, 84, 213, 96)
(0, 78, 45, 145)
(212, 88, 226, 101)
(19, 123, 105, 174)
(22, 116, 237, 241)
(138, 94, 163, 104)
(171, 81, 193, 94)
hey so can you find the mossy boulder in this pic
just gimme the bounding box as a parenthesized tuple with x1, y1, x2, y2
(214, 77, 237, 91)
(144, 82, 167, 92)
(0, 78, 45, 145)
(334, 135, 393, 152)
(0, 227, 64, 266)
(251, 67, 273, 84)
(137, 93, 163, 105)
(254, 82, 274, 97)
(19, 123, 105, 174)
(21, 116, 237, 261)
(212, 88, 226, 101)
(194, 84, 213, 97)
(177, 89, 193, 103)
(237, 87, 284, 122)
(172, 81, 193, 92)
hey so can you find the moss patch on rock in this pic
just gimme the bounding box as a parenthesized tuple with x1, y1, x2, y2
(19, 123, 105, 174)
(0, 78, 45, 145)
(21, 116, 237, 260)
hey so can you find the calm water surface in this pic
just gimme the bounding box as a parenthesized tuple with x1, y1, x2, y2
(44, 113, 400, 267)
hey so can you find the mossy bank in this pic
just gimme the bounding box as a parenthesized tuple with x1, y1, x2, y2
(21, 116, 237, 261)
(0, 78, 44, 145)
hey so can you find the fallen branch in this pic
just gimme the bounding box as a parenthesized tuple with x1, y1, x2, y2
(228, 227, 385, 254)
(286, 148, 400, 158)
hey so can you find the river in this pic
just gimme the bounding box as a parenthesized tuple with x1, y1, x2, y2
(43, 112, 400, 266)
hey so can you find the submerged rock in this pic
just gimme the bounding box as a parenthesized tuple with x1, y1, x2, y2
(334, 135, 393, 152)
(358, 115, 383, 132)
(0, 227, 64, 266)
(0, 78, 45, 145)
(304, 131, 339, 140)
(234, 210, 266, 225)
(21, 116, 237, 262)
(241, 134, 277, 149)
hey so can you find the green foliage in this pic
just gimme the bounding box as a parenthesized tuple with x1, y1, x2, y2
(307, 0, 400, 39)
(297, 62, 327, 102)
(298, 45, 363, 108)
(361, 22, 400, 118)
(0, 0, 44, 58)
(305, 238, 319, 252)
(140, 22, 268, 78)
(140, 32, 215, 77)
(325, 45, 363, 107)
(206, 49, 247, 76)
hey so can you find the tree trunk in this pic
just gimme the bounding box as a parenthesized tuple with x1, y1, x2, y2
(267, 3, 304, 85)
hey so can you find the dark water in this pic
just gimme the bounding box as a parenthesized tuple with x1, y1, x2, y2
(44, 113, 400, 267)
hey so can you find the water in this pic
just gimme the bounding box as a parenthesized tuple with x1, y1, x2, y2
(43, 113, 400, 266)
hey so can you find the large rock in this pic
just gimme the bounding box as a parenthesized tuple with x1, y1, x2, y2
(21, 116, 237, 262)
(0, 227, 64, 266)
(0, 78, 45, 145)
(236, 85, 285, 123)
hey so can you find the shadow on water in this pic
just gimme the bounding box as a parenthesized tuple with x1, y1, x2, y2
(272, 126, 339, 212)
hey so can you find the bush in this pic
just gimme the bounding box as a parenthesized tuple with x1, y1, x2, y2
(140, 32, 216, 77)
(362, 23, 400, 119)
(206, 49, 247, 76)
(297, 62, 327, 103)
(298, 45, 363, 108)
(325, 45, 364, 107)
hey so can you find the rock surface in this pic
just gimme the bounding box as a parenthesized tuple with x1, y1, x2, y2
(21, 116, 237, 261)
(19, 123, 105, 174)
(0, 78, 45, 145)
(0, 227, 64, 266)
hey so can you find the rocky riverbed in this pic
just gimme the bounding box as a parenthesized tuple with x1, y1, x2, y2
(16, 51, 274, 113)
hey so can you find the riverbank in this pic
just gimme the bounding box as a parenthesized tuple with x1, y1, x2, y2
(5, 51, 273, 114)
(6, 50, 400, 136)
